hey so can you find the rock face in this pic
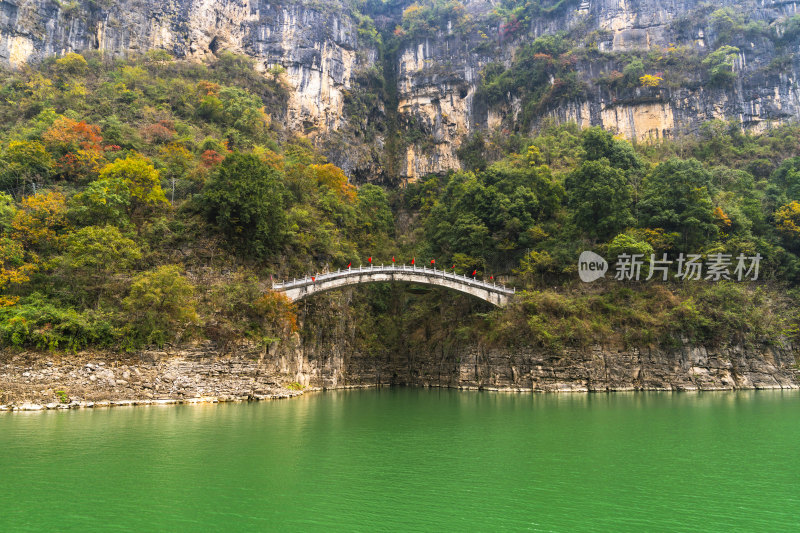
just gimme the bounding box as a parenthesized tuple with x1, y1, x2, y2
(0, 0, 367, 140)
(1, 341, 797, 407)
(0, 349, 303, 407)
(2, 0, 800, 179)
(410, 344, 800, 392)
(228, 337, 800, 392)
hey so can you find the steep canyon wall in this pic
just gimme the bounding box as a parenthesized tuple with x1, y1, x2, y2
(2, 0, 800, 179)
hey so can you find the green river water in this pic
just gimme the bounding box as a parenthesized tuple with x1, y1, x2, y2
(1, 388, 798, 531)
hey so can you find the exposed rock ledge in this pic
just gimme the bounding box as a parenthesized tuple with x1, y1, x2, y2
(1, 343, 798, 411)
(0, 350, 309, 411)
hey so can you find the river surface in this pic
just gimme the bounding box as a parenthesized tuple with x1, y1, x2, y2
(1, 388, 799, 531)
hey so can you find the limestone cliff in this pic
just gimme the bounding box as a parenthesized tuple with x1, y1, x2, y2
(2, 0, 800, 180)
(0, 0, 368, 138)
(1, 338, 797, 408)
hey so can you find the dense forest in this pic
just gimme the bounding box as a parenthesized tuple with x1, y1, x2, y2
(0, 48, 798, 359)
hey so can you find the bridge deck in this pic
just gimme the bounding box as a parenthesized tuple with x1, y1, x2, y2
(273, 264, 515, 296)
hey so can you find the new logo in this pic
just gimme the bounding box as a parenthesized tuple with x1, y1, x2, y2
(578, 251, 608, 282)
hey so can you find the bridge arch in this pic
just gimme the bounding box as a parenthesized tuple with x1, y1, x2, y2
(272, 265, 515, 307)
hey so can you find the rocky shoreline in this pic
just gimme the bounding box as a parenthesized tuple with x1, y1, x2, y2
(2, 342, 799, 412)
(0, 351, 310, 412)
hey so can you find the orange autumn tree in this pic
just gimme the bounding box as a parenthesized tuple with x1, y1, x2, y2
(201, 149, 224, 168)
(42, 116, 107, 181)
(253, 291, 299, 339)
(309, 163, 356, 203)
(57, 149, 107, 182)
(42, 116, 103, 154)
(713, 206, 733, 232)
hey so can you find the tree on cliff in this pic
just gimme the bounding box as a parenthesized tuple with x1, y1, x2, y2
(565, 160, 634, 242)
(200, 153, 288, 259)
(638, 158, 717, 251)
(122, 265, 198, 349)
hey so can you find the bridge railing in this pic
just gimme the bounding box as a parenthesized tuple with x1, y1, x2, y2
(272, 264, 515, 295)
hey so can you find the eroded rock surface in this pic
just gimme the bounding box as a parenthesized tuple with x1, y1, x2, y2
(1, 341, 797, 409)
(2, 0, 800, 179)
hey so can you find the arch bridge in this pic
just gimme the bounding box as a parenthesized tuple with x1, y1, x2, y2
(272, 264, 515, 307)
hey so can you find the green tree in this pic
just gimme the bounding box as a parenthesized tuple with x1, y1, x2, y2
(769, 156, 800, 204)
(606, 233, 655, 277)
(702, 46, 740, 85)
(356, 184, 393, 248)
(638, 158, 717, 250)
(0, 140, 54, 198)
(515, 249, 556, 285)
(0, 193, 16, 234)
(55, 225, 142, 304)
(566, 160, 634, 241)
(70, 178, 132, 227)
(581, 127, 643, 171)
(623, 58, 644, 87)
(710, 8, 744, 43)
(122, 265, 198, 348)
(606, 233, 654, 259)
(201, 153, 287, 258)
(457, 131, 488, 171)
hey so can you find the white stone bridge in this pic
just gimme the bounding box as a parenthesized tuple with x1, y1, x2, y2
(273, 264, 516, 307)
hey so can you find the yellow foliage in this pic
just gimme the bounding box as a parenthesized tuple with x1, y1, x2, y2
(259, 106, 272, 130)
(402, 4, 423, 19)
(55, 52, 88, 76)
(713, 206, 732, 229)
(66, 82, 89, 98)
(0, 237, 38, 293)
(24, 73, 55, 101)
(98, 154, 169, 208)
(526, 145, 542, 166)
(0, 295, 20, 307)
(252, 145, 285, 170)
(639, 74, 663, 87)
(775, 201, 800, 238)
(159, 143, 193, 171)
(11, 191, 67, 247)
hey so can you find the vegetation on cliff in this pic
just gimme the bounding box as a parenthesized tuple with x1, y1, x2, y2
(0, 50, 798, 357)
